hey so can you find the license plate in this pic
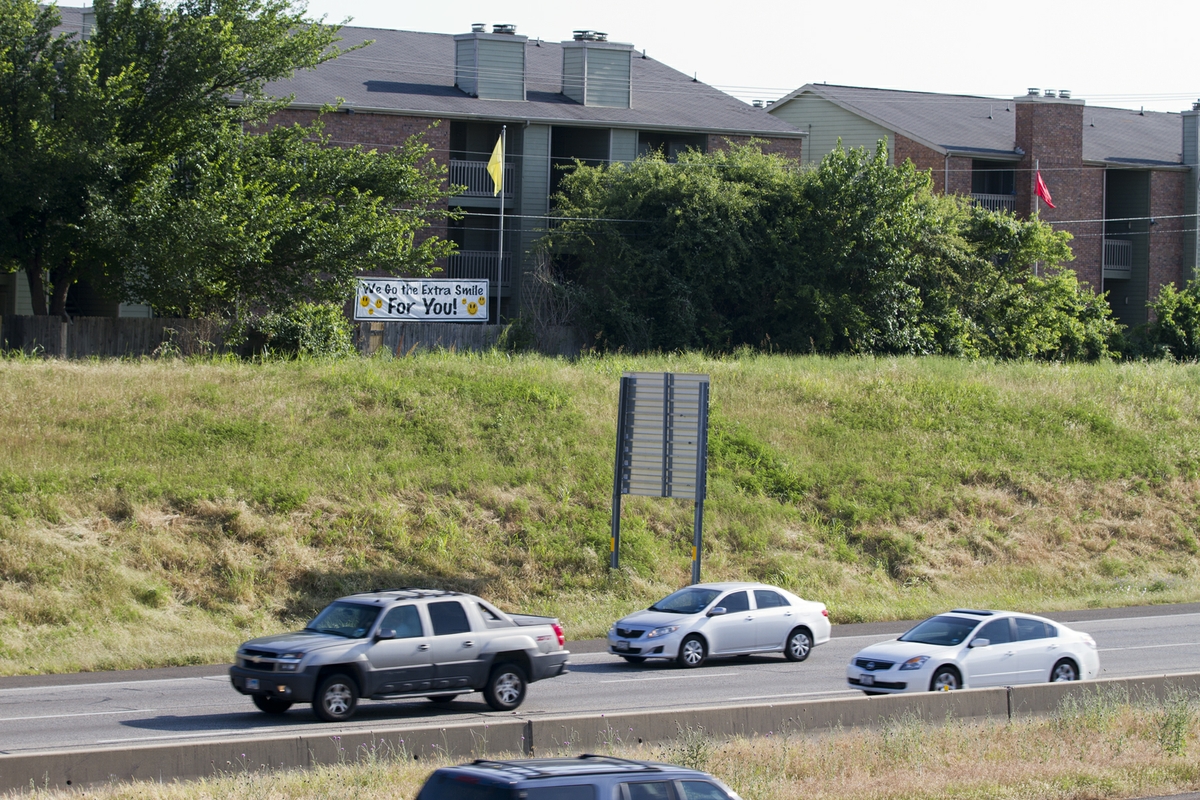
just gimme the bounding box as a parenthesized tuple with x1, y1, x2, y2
(246, 678, 260, 690)
(859, 674, 874, 686)
(614, 640, 630, 652)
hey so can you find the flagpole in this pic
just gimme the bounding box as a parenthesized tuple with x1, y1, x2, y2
(496, 125, 506, 325)
(1033, 158, 1040, 277)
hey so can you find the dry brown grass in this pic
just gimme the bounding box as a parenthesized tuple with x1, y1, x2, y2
(12, 692, 1200, 800)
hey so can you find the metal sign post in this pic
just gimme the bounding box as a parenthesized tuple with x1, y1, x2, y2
(609, 372, 711, 584)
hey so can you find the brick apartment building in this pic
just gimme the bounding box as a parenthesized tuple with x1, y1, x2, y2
(0, 12, 806, 321)
(767, 84, 1200, 327)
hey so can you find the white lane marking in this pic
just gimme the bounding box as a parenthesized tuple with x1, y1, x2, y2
(727, 690, 859, 701)
(0, 709, 151, 722)
(0, 675, 225, 695)
(1099, 642, 1200, 652)
(599, 671, 738, 684)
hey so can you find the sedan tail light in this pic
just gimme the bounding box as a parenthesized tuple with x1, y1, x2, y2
(821, 608, 829, 618)
(552, 622, 565, 648)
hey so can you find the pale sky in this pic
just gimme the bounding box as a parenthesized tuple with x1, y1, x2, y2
(58, 0, 1199, 113)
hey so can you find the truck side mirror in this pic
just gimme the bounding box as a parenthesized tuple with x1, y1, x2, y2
(375, 629, 397, 641)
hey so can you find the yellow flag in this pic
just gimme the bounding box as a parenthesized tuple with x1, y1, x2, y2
(486, 135, 503, 196)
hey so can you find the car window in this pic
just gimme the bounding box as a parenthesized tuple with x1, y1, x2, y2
(977, 618, 1013, 645)
(753, 590, 788, 608)
(305, 602, 381, 639)
(1045, 623, 1058, 638)
(898, 615, 979, 646)
(1015, 617, 1049, 641)
(428, 601, 472, 635)
(523, 786, 596, 799)
(679, 781, 733, 799)
(379, 604, 423, 638)
(417, 772, 513, 799)
(720, 592, 749, 613)
(650, 588, 722, 614)
(622, 782, 675, 800)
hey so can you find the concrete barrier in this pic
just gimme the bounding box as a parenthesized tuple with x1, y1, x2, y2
(3, 672, 1198, 794)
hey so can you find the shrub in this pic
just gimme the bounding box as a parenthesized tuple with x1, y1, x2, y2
(1148, 280, 1200, 360)
(253, 302, 354, 357)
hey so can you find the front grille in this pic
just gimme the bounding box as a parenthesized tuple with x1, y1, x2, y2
(241, 659, 276, 672)
(616, 628, 644, 639)
(243, 649, 277, 658)
(855, 658, 895, 671)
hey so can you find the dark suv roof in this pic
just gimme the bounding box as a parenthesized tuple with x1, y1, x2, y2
(418, 755, 733, 797)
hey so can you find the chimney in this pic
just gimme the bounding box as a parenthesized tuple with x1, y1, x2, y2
(561, 32, 634, 108)
(81, 6, 96, 39)
(454, 24, 528, 100)
(1013, 89, 1085, 219)
(1184, 103, 1200, 279)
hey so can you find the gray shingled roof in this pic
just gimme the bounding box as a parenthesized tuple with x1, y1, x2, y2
(50, 8, 801, 137)
(277, 25, 804, 137)
(779, 84, 1183, 166)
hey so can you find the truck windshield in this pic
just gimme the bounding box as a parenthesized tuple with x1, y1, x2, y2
(649, 588, 721, 614)
(897, 615, 980, 646)
(305, 602, 381, 638)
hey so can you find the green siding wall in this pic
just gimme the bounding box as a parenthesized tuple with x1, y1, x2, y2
(562, 48, 585, 105)
(1105, 170, 1151, 327)
(586, 49, 630, 108)
(516, 124, 551, 308)
(769, 93, 891, 164)
(610, 129, 638, 164)
(454, 39, 476, 96)
(475, 39, 525, 101)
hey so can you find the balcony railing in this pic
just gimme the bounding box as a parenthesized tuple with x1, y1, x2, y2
(449, 159, 515, 199)
(1103, 238, 1133, 280)
(446, 251, 512, 287)
(971, 193, 1016, 213)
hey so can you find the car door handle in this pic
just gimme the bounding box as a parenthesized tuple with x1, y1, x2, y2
(1005, 650, 1015, 656)
(745, 615, 754, 620)
(463, 640, 475, 648)
(784, 612, 793, 616)
(418, 644, 430, 651)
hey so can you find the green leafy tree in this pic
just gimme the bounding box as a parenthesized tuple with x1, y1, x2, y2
(548, 140, 1120, 360)
(1147, 280, 1200, 360)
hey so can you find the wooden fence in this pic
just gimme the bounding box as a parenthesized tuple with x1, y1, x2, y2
(1, 316, 581, 358)
(1, 316, 225, 358)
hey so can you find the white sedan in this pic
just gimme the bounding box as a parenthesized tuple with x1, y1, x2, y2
(847, 609, 1100, 693)
(607, 582, 831, 668)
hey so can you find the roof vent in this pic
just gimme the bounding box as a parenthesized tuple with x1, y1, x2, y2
(572, 30, 608, 41)
(1193, 99, 1200, 111)
(1027, 87, 1040, 96)
(492, 23, 517, 35)
(1043, 89, 1056, 98)
(471, 22, 485, 32)
(1058, 89, 1071, 99)
(752, 99, 764, 108)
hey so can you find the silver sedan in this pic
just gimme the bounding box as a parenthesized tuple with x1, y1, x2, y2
(607, 582, 831, 668)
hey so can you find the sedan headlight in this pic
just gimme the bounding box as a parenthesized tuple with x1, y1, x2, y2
(646, 625, 680, 639)
(899, 656, 930, 671)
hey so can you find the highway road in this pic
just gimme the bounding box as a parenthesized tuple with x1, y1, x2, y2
(2, 604, 1198, 755)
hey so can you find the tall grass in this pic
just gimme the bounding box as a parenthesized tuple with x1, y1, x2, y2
(14, 689, 1200, 800)
(2, 353, 1200, 673)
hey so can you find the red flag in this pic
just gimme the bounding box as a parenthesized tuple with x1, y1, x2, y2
(1035, 170, 1056, 208)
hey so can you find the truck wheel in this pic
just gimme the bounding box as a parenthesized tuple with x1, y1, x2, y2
(484, 663, 527, 711)
(252, 694, 293, 715)
(313, 673, 358, 722)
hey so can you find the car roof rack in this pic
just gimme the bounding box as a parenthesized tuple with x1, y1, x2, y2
(467, 755, 664, 778)
(367, 588, 460, 598)
(949, 608, 994, 616)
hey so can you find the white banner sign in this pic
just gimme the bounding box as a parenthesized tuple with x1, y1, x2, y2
(354, 278, 489, 322)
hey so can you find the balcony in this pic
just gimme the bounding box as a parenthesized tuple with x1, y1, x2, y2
(1103, 239, 1132, 280)
(449, 159, 515, 199)
(446, 251, 512, 287)
(971, 193, 1015, 213)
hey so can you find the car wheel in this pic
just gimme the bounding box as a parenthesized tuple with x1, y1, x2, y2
(930, 667, 960, 692)
(676, 635, 707, 669)
(784, 628, 813, 662)
(484, 663, 527, 711)
(252, 694, 293, 715)
(1050, 659, 1079, 682)
(313, 673, 358, 722)
(427, 694, 457, 704)
(620, 655, 646, 664)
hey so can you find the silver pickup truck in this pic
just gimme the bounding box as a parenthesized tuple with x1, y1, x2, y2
(229, 588, 570, 721)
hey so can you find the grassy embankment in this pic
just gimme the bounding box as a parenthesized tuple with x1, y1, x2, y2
(15, 688, 1200, 800)
(1, 353, 1199, 675)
